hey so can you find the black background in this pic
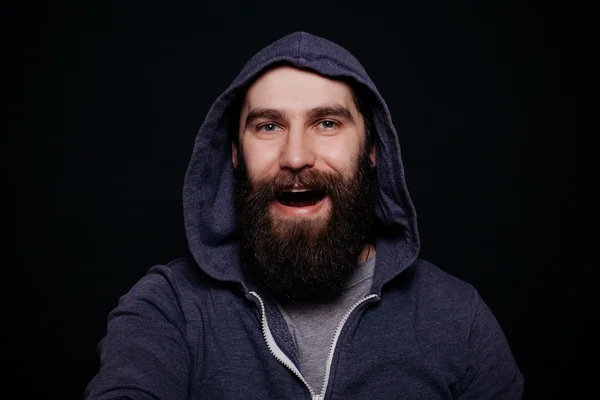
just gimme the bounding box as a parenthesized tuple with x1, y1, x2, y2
(6, 0, 596, 398)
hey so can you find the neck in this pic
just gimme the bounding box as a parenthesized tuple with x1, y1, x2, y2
(358, 242, 375, 265)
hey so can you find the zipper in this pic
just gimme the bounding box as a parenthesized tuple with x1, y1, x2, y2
(249, 291, 318, 399)
(250, 291, 378, 400)
(318, 294, 379, 398)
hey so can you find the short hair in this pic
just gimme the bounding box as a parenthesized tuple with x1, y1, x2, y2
(342, 76, 375, 151)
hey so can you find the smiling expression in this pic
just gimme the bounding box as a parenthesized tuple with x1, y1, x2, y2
(232, 65, 376, 221)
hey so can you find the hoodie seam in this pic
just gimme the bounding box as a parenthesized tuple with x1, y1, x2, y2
(165, 259, 205, 393)
(458, 289, 482, 395)
(297, 32, 303, 58)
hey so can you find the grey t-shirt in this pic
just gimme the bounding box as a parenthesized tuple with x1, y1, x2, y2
(277, 253, 376, 395)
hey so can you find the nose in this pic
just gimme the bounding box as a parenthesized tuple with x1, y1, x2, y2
(279, 128, 315, 171)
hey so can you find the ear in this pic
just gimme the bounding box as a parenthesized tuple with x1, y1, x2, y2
(232, 142, 239, 169)
(369, 144, 376, 168)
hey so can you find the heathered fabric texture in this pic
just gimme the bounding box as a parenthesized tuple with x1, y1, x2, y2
(277, 253, 377, 395)
(85, 32, 524, 399)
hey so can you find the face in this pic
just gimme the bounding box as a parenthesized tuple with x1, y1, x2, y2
(233, 66, 377, 301)
(233, 66, 375, 220)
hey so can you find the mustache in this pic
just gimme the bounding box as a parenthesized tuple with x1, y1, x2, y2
(244, 168, 345, 202)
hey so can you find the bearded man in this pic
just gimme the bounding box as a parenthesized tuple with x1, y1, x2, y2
(86, 32, 524, 400)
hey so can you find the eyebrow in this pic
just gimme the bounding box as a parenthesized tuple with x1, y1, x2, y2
(243, 104, 356, 129)
(306, 105, 355, 124)
(244, 108, 287, 129)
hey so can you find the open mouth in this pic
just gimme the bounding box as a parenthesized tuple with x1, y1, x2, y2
(276, 188, 327, 207)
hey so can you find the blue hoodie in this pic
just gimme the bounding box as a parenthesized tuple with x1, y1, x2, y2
(85, 32, 524, 400)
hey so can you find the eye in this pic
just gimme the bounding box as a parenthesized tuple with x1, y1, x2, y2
(259, 123, 281, 133)
(317, 120, 338, 129)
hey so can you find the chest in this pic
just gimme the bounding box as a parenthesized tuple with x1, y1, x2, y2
(184, 291, 465, 399)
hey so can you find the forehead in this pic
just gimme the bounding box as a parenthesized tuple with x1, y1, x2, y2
(243, 66, 356, 112)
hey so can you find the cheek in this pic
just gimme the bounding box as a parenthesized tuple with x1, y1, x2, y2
(242, 141, 281, 178)
(315, 138, 361, 176)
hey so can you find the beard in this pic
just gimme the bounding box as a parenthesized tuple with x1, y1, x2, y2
(235, 149, 376, 302)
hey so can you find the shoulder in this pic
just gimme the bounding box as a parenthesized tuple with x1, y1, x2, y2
(134, 257, 213, 292)
(384, 258, 482, 326)
(405, 258, 478, 302)
(117, 257, 215, 317)
(104, 257, 227, 338)
(380, 259, 487, 360)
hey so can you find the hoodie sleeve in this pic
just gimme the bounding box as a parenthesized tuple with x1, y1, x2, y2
(85, 265, 192, 400)
(457, 291, 524, 399)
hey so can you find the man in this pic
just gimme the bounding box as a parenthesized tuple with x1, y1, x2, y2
(85, 32, 524, 399)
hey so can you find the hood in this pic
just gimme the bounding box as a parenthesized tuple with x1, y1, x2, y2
(183, 31, 420, 295)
